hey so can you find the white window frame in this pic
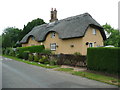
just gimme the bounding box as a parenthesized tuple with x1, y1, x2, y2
(89, 43, 94, 47)
(51, 32, 55, 38)
(50, 43, 56, 51)
(92, 29, 96, 35)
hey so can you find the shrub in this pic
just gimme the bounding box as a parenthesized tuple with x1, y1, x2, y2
(34, 54, 40, 62)
(4, 48, 10, 55)
(2, 48, 5, 55)
(74, 52, 81, 56)
(28, 54, 34, 61)
(42, 49, 51, 54)
(87, 47, 120, 74)
(3, 48, 15, 56)
(16, 45, 45, 58)
(22, 51, 30, 60)
(49, 59, 57, 65)
(9, 48, 16, 56)
(39, 56, 49, 64)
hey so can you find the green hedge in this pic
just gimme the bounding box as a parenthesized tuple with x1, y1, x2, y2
(87, 47, 120, 74)
(16, 45, 45, 58)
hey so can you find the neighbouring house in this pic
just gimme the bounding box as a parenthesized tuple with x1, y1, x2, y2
(20, 8, 106, 55)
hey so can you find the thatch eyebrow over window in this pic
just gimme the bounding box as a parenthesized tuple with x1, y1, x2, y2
(31, 36, 35, 40)
(51, 32, 56, 38)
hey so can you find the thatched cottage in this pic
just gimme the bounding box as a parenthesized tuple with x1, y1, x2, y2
(20, 8, 106, 55)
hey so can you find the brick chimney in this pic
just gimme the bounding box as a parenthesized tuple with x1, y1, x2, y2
(50, 8, 58, 22)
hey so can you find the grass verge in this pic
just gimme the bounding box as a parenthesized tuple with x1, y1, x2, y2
(56, 68, 120, 86)
(2, 55, 120, 86)
(55, 68, 74, 72)
(2, 55, 59, 69)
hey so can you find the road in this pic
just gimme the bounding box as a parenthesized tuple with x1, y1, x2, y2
(2, 56, 117, 88)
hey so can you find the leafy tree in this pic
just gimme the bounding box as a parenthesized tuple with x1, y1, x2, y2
(2, 27, 22, 48)
(103, 23, 120, 47)
(19, 18, 45, 40)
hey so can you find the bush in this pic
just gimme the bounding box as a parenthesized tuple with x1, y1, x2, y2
(34, 54, 40, 62)
(87, 47, 120, 74)
(4, 48, 15, 56)
(39, 56, 49, 64)
(16, 45, 45, 58)
(74, 52, 81, 56)
(49, 59, 57, 65)
(22, 51, 30, 60)
(4, 48, 10, 55)
(2, 48, 5, 55)
(42, 49, 51, 54)
(28, 54, 34, 61)
(9, 48, 16, 56)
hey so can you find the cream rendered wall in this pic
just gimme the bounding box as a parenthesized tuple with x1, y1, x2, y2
(43, 32, 83, 54)
(22, 37, 41, 47)
(22, 26, 104, 55)
(81, 27, 104, 55)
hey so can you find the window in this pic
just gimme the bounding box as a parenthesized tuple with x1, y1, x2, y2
(89, 43, 93, 47)
(51, 32, 55, 38)
(31, 36, 35, 40)
(50, 43, 56, 50)
(92, 29, 96, 35)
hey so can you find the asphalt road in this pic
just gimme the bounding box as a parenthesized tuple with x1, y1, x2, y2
(2, 56, 117, 88)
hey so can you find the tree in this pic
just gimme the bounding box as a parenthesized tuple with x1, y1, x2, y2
(19, 18, 45, 40)
(103, 23, 120, 47)
(2, 27, 22, 48)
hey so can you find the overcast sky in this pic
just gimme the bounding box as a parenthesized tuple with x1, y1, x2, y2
(0, 0, 119, 35)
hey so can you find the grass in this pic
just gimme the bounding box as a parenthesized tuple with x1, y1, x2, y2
(55, 68, 74, 72)
(2, 55, 59, 69)
(72, 71, 120, 86)
(56, 68, 120, 86)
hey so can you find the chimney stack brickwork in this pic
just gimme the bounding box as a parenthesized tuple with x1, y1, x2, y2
(50, 8, 58, 22)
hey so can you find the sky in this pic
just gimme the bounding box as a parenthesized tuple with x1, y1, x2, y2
(0, 0, 119, 35)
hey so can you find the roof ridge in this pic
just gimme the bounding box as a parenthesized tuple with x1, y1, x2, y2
(60, 12, 92, 22)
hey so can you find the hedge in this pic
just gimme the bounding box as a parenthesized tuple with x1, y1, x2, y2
(87, 47, 120, 74)
(16, 45, 45, 58)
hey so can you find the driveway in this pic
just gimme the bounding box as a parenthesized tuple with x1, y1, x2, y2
(2, 56, 117, 88)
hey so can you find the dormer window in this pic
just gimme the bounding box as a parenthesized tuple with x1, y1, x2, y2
(51, 32, 55, 38)
(31, 36, 35, 40)
(92, 29, 96, 35)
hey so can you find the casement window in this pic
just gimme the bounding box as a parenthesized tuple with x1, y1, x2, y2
(50, 43, 56, 50)
(92, 29, 96, 35)
(89, 43, 94, 47)
(51, 32, 55, 38)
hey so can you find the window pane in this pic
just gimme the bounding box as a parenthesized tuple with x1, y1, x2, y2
(89, 43, 93, 47)
(93, 29, 96, 35)
(51, 32, 55, 38)
(50, 43, 56, 50)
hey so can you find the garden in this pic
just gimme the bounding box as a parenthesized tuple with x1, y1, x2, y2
(2, 45, 86, 67)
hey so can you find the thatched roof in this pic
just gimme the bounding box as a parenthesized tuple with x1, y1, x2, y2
(20, 13, 106, 44)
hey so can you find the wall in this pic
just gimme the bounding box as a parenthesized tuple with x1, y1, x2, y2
(22, 37, 41, 47)
(82, 27, 104, 55)
(22, 26, 104, 55)
(44, 32, 83, 54)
